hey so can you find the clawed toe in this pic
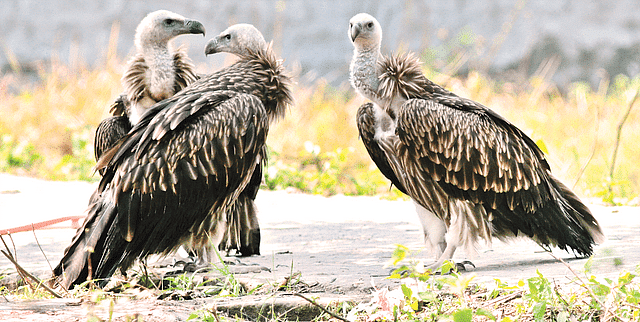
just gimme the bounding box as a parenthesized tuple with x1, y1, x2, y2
(455, 260, 475, 271)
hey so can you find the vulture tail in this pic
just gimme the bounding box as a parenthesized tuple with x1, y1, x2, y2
(221, 193, 261, 256)
(530, 175, 604, 257)
(220, 156, 263, 256)
(53, 199, 119, 290)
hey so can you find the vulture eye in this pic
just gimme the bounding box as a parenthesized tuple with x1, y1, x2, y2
(367, 22, 374, 29)
(224, 34, 231, 40)
(349, 23, 353, 28)
(164, 19, 176, 27)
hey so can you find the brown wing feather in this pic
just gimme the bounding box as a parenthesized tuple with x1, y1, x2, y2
(356, 102, 408, 195)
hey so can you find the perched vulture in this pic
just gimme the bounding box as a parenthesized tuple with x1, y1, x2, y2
(53, 24, 291, 289)
(93, 11, 261, 259)
(348, 13, 603, 270)
(94, 10, 205, 163)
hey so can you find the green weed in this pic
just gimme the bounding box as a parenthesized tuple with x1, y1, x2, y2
(351, 244, 640, 321)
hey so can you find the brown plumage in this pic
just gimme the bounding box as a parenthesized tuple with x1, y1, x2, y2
(53, 24, 291, 289)
(349, 13, 603, 270)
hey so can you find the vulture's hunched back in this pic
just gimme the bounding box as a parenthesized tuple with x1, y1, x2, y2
(53, 24, 291, 289)
(348, 13, 603, 270)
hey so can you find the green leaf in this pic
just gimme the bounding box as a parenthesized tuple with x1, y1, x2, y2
(532, 302, 547, 321)
(410, 298, 420, 311)
(584, 256, 594, 273)
(439, 260, 455, 275)
(401, 284, 413, 299)
(475, 308, 496, 320)
(453, 308, 473, 322)
(391, 244, 410, 265)
(418, 291, 437, 302)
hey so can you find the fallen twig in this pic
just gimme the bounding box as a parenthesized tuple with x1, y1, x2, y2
(31, 224, 54, 273)
(609, 88, 639, 189)
(30, 225, 70, 297)
(0, 235, 35, 293)
(285, 292, 350, 322)
(480, 290, 523, 308)
(0, 249, 62, 298)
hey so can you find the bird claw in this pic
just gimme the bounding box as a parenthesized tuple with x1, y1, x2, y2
(455, 260, 476, 272)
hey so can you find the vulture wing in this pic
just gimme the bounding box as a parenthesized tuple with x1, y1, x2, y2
(356, 102, 408, 195)
(396, 96, 603, 255)
(94, 116, 131, 163)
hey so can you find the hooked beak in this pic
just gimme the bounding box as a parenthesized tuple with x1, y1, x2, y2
(184, 19, 206, 36)
(204, 38, 219, 56)
(350, 24, 361, 42)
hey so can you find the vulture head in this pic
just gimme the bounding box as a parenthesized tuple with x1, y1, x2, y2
(134, 10, 205, 50)
(349, 13, 382, 51)
(204, 24, 268, 57)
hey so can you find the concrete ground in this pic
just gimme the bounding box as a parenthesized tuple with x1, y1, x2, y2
(0, 173, 639, 320)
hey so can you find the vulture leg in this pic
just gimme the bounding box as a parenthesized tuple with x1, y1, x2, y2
(414, 202, 447, 258)
(415, 202, 476, 272)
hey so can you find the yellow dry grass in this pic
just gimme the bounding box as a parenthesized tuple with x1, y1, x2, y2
(0, 50, 638, 202)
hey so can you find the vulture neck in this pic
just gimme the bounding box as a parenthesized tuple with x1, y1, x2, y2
(129, 42, 177, 125)
(351, 44, 402, 119)
(350, 45, 383, 104)
(141, 42, 177, 101)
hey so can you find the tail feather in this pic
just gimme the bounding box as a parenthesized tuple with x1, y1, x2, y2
(552, 176, 604, 245)
(221, 193, 261, 256)
(530, 175, 603, 256)
(53, 200, 118, 289)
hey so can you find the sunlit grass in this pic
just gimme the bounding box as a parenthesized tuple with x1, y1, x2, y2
(0, 49, 638, 203)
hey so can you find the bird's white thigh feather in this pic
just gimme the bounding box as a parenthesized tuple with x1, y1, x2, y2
(413, 200, 447, 259)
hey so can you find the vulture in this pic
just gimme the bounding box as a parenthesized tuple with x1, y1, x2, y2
(94, 10, 205, 163)
(348, 13, 603, 270)
(53, 24, 292, 289)
(93, 11, 261, 258)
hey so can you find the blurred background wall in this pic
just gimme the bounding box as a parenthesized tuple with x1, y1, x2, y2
(1, 0, 640, 88)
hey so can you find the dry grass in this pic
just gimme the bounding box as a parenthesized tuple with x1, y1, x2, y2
(0, 48, 639, 202)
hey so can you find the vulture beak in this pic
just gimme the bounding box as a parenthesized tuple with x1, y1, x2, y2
(350, 24, 361, 42)
(204, 38, 219, 56)
(184, 19, 206, 36)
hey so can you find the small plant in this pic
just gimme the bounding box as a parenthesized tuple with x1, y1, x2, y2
(349, 245, 640, 321)
(0, 135, 43, 174)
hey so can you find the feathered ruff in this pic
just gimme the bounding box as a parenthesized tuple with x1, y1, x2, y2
(240, 42, 293, 122)
(378, 52, 450, 103)
(121, 45, 198, 112)
(108, 94, 128, 118)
